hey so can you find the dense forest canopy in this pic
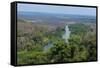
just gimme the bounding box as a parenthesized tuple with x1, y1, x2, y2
(17, 12, 97, 65)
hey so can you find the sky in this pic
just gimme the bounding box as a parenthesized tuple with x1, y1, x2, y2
(17, 3, 96, 16)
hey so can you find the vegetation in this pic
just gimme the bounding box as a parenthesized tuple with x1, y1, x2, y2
(17, 19, 97, 65)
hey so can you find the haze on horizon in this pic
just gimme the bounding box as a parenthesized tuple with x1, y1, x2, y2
(17, 3, 96, 16)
